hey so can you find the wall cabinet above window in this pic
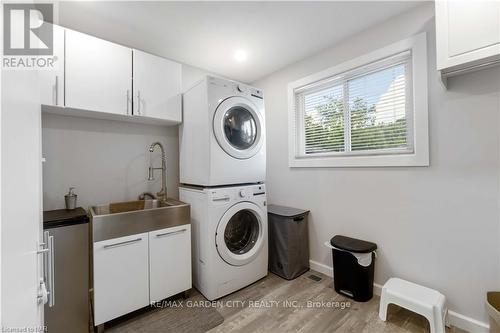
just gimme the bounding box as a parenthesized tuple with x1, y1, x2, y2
(436, 0, 500, 77)
(42, 26, 182, 126)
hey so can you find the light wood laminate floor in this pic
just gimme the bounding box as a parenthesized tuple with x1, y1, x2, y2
(104, 271, 468, 333)
(206, 271, 467, 333)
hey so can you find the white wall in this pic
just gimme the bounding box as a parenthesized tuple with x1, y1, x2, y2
(182, 64, 214, 91)
(254, 3, 500, 327)
(42, 114, 179, 210)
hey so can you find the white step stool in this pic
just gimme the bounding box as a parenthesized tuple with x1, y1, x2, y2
(379, 278, 447, 333)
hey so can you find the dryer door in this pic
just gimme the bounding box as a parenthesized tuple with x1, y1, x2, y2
(213, 96, 263, 159)
(216, 202, 265, 266)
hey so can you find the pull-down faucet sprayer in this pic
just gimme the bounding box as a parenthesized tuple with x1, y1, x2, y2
(148, 142, 167, 204)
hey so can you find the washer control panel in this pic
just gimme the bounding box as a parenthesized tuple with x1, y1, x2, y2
(209, 184, 266, 204)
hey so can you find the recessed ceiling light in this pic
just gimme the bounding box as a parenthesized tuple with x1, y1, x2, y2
(234, 49, 248, 63)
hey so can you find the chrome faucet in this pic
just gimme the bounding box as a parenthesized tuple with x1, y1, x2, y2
(148, 142, 167, 203)
(138, 192, 156, 200)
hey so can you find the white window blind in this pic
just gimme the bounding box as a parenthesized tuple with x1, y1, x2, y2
(296, 51, 413, 157)
(302, 84, 344, 154)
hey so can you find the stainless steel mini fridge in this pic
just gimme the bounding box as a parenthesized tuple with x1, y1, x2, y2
(43, 208, 89, 333)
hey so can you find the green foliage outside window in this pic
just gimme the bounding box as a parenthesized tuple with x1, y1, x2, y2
(305, 96, 407, 154)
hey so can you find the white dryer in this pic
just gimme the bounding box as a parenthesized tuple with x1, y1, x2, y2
(179, 184, 268, 300)
(180, 76, 266, 186)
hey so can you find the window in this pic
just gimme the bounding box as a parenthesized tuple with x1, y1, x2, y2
(299, 52, 412, 156)
(288, 33, 428, 167)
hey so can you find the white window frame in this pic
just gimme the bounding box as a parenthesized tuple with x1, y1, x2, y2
(288, 33, 429, 168)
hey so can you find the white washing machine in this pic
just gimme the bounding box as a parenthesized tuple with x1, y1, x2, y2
(179, 184, 268, 300)
(180, 76, 266, 186)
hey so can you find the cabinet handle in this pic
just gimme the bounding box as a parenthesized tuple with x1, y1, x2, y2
(137, 90, 141, 115)
(55, 76, 59, 106)
(103, 237, 142, 249)
(156, 229, 187, 238)
(126, 90, 130, 115)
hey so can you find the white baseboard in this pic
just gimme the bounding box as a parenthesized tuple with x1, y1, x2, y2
(309, 260, 489, 333)
(447, 310, 489, 333)
(310, 259, 333, 277)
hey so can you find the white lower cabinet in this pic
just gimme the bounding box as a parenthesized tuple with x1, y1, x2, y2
(93, 233, 149, 325)
(93, 225, 192, 326)
(149, 225, 192, 302)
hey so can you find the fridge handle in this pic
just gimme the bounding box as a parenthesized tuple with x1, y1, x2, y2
(38, 231, 52, 306)
(48, 234, 55, 307)
(37, 278, 48, 304)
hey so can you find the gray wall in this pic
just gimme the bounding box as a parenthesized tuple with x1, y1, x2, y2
(42, 114, 178, 210)
(42, 64, 209, 210)
(254, 3, 500, 324)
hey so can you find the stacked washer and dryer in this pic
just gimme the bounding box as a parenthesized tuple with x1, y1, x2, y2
(179, 76, 268, 301)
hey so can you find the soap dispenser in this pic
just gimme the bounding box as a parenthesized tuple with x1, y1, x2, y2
(65, 187, 77, 210)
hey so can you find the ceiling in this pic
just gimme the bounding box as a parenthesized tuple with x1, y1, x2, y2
(58, 1, 422, 83)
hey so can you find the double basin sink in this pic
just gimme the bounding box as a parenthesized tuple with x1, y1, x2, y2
(90, 199, 190, 242)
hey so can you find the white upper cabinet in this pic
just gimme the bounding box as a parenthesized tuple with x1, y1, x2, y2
(436, 0, 500, 76)
(65, 29, 132, 115)
(40, 24, 64, 106)
(42, 27, 182, 125)
(132, 49, 182, 122)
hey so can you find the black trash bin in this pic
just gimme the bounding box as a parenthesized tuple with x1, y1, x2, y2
(268, 205, 310, 280)
(329, 235, 377, 302)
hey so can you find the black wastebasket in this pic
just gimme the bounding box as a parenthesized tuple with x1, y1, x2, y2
(268, 205, 310, 280)
(329, 235, 377, 302)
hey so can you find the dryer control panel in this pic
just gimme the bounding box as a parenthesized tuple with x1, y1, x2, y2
(208, 76, 263, 100)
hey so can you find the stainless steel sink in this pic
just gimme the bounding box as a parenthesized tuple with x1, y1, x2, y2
(90, 199, 190, 242)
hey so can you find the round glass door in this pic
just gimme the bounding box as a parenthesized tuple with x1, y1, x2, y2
(223, 107, 257, 150)
(216, 202, 266, 266)
(213, 97, 264, 159)
(224, 209, 259, 255)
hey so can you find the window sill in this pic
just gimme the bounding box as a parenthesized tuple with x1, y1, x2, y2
(289, 152, 429, 168)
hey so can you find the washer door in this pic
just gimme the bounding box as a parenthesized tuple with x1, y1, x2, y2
(213, 97, 263, 159)
(216, 202, 265, 266)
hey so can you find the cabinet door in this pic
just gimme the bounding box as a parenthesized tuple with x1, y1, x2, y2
(133, 49, 182, 122)
(39, 24, 64, 106)
(436, 0, 500, 71)
(93, 233, 149, 325)
(149, 225, 191, 302)
(66, 29, 132, 115)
